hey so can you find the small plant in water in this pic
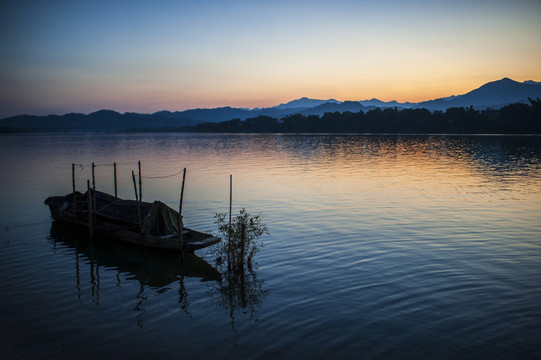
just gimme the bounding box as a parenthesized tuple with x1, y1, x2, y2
(211, 208, 269, 324)
(213, 208, 269, 274)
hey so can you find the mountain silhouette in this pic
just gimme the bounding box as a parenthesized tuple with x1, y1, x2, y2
(358, 98, 414, 108)
(416, 78, 541, 110)
(2, 78, 540, 132)
(275, 97, 340, 110)
(299, 101, 368, 115)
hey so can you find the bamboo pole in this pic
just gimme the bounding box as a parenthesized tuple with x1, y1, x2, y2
(72, 163, 77, 220)
(178, 214, 184, 261)
(92, 162, 96, 212)
(132, 171, 142, 234)
(92, 162, 96, 190)
(178, 168, 186, 261)
(87, 180, 93, 238)
(229, 175, 232, 231)
(179, 168, 186, 215)
(228, 174, 232, 274)
(113, 162, 118, 198)
(132, 171, 138, 202)
(138, 160, 142, 202)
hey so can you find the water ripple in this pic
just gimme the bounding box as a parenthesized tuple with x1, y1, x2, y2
(1, 134, 541, 359)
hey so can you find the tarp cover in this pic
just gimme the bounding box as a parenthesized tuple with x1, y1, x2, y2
(143, 201, 182, 236)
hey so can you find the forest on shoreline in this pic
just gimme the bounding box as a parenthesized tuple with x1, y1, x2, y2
(2, 99, 540, 134)
(188, 99, 541, 134)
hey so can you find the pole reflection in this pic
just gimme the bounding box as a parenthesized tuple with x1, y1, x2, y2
(48, 221, 221, 327)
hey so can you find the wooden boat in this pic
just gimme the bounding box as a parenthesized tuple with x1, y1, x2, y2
(44, 189, 220, 253)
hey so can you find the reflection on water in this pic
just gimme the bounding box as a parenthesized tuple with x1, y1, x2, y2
(207, 208, 269, 337)
(210, 268, 268, 342)
(48, 221, 221, 326)
(47, 220, 268, 331)
(1, 134, 540, 359)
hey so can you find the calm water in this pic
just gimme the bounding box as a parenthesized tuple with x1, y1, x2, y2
(1, 134, 540, 359)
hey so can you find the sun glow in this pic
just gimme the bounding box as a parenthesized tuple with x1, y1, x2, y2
(1, 0, 540, 117)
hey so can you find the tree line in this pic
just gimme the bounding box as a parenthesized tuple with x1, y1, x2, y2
(188, 99, 541, 134)
(2, 99, 540, 134)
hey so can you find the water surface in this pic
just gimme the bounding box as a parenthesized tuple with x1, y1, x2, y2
(1, 134, 540, 359)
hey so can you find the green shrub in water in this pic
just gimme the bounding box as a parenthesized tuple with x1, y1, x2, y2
(213, 208, 269, 274)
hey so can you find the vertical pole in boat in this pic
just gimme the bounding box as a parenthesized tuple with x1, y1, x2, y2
(132, 171, 142, 234)
(92, 162, 96, 212)
(178, 168, 186, 261)
(228, 174, 232, 274)
(229, 175, 233, 229)
(132, 171, 138, 202)
(138, 160, 142, 202)
(72, 163, 77, 221)
(113, 162, 118, 198)
(87, 180, 93, 238)
(92, 162, 96, 190)
(179, 168, 186, 215)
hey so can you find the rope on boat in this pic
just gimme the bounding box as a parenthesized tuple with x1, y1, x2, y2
(71, 162, 184, 177)
(139, 169, 184, 179)
(72, 162, 140, 168)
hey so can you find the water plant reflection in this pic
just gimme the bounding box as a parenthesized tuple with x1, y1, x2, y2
(210, 209, 269, 328)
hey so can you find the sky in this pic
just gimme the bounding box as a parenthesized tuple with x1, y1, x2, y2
(1, 0, 540, 118)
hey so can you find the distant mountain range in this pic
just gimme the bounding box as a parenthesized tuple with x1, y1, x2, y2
(1, 78, 540, 131)
(415, 78, 541, 110)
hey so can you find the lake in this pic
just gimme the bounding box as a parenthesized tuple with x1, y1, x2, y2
(1, 133, 540, 359)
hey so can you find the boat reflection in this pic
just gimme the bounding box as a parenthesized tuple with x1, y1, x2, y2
(48, 221, 221, 325)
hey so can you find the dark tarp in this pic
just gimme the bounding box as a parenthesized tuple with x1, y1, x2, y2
(143, 201, 182, 236)
(47, 190, 183, 237)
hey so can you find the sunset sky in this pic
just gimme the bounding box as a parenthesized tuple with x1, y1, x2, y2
(1, 0, 540, 118)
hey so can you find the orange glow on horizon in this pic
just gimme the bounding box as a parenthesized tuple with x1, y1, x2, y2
(1, 1, 540, 117)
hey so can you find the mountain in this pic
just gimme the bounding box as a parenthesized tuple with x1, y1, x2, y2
(2, 78, 540, 132)
(154, 107, 252, 123)
(416, 78, 541, 110)
(358, 98, 414, 108)
(275, 97, 340, 110)
(299, 101, 368, 115)
(0, 110, 201, 131)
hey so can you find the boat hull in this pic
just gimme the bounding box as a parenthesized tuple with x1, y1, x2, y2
(45, 192, 220, 253)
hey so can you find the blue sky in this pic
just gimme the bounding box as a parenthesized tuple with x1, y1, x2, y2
(1, 0, 540, 117)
